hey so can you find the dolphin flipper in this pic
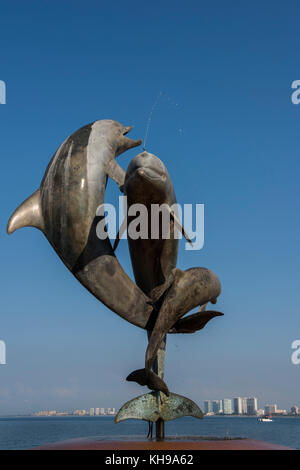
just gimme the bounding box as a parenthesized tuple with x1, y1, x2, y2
(169, 310, 224, 334)
(163, 205, 193, 247)
(105, 159, 126, 190)
(7, 189, 44, 234)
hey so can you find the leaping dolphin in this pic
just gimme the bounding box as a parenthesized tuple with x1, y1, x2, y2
(115, 151, 190, 395)
(115, 152, 222, 395)
(7, 119, 154, 328)
(127, 267, 222, 393)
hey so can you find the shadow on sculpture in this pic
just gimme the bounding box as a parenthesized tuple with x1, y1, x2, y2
(7, 119, 223, 440)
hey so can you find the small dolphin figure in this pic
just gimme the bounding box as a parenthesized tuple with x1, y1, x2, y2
(7, 120, 154, 328)
(127, 267, 222, 394)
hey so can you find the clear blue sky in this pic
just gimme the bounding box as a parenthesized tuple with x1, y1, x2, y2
(1, 0, 300, 415)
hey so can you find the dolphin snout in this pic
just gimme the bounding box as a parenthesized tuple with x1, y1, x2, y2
(136, 166, 165, 181)
(123, 125, 133, 136)
(117, 125, 142, 155)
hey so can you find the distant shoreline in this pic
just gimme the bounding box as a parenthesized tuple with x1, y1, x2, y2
(0, 414, 299, 419)
(0, 414, 116, 418)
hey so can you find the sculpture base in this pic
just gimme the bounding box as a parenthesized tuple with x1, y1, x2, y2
(33, 437, 293, 450)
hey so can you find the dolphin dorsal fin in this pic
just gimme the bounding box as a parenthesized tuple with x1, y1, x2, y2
(7, 189, 44, 234)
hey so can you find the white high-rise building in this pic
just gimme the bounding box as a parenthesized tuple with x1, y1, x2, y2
(233, 397, 243, 415)
(246, 397, 258, 415)
(212, 400, 222, 414)
(100, 408, 105, 415)
(242, 398, 248, 414)
(204, 400, 213, 414)
(89, 407, 95, 416)
(95, 408, 100, 416)
(222, 399, 233, 415)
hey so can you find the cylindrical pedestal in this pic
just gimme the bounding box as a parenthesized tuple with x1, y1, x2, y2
(155, 418, 165, 440)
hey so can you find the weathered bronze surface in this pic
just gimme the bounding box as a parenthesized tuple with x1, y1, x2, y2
(123, 151, 179, 297)
(126, 267, 221, 394)
(120, 151, 179, 427)
(115, 392, 203, 423)
(7, 120, 153, 328)
(146, 268, 221, 370)
(116, 151, 222, 432)
(169, 307, 224, 334)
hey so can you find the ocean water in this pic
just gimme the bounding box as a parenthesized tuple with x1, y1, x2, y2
(0, 415, 299, 450)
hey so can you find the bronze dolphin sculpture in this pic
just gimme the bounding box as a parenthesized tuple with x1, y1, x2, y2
(7, 119, 154, 328)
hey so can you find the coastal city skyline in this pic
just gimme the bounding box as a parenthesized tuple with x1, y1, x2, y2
(203, 397, 299, 416)
(1, 396, 300, 418)
(33, 407, 116, 417)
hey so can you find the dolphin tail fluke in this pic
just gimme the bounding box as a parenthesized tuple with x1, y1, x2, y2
(126, 368, 170, 396)
(7, 189, 44, 234)
(115, 391, 203, 423)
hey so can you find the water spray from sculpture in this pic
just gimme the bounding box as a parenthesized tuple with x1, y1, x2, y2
(143, 91, 182, 151)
